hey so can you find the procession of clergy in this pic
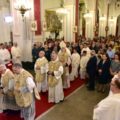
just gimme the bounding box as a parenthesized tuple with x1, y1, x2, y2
(0, 37, 120, 120)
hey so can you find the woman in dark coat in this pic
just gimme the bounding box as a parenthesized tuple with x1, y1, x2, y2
(97, 53, 111, 92)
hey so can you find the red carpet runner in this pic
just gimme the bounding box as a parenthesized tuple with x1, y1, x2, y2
(0, 78, 84, 120)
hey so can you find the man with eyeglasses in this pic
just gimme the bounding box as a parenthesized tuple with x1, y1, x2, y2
(93, 74, 120, 120)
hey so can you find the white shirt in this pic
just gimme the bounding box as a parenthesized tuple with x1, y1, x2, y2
(26, 77, 36, 93)
(93, 93, 120, 120)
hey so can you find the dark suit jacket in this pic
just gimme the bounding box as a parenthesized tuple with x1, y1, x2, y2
(86, 56, 97, 75)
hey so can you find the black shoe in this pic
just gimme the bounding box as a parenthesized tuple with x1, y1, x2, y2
(87, 87, 95, 91)
(60, 99, 64, 102)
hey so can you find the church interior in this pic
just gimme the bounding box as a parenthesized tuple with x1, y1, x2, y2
(0, 0, 120, 120)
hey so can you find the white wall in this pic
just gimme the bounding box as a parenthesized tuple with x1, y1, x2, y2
(0, 6, 11, 43)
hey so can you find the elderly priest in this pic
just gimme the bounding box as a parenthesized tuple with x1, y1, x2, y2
(93, 77, 120, 120)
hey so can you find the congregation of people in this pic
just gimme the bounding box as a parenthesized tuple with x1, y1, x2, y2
(0, 35, 120, 120)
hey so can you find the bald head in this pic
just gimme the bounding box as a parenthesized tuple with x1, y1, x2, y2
(39, 50, 45, 58)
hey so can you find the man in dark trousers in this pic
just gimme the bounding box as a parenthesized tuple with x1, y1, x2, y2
(86, 50, 97, 90)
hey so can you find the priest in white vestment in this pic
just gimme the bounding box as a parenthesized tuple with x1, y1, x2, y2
(80, 50, 90, 80)
(13, 63, 36, 120)
(81, 43, 91, 58)
(93, 77, 120, 120)
(34, 50, 48, 93)
(0, 45, 11, 65)
(0, 64, 19, 112)
(59, 41, 71, 89)
(47, 51, 64, 103)
(70, 48, 80, 81)
(11, 43, 22, 64)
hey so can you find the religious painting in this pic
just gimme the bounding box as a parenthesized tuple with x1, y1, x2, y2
(45, 10, 62, 39)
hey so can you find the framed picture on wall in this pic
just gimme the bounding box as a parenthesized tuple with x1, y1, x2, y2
(73, 26, 77, 33)
(31, 20, 37, 31)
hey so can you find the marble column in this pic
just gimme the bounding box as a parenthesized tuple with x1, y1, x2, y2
(10, 0, 34, 62)
(94, 0, 99, 37)
(84, 0, 96, 39)
(105, 2, 110, 37)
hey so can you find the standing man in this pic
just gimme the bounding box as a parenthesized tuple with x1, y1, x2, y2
(80, 51, 89, 80)
(107, 45, 115, 60)
(70, 48, 80, 81)
(81, 42, 91, 58)
(0, 44, 12, 70)
(0, 64, 19, 112)
(93, 77, 120, 120)
(13, 63, 36, 120)
(34, 50, 48, 93)
(11, 42, 22, 64)
(32, 44, 38, 64)
(86, 50, 97, 90)
(47, 51, 64, 103)
(58, 42, 71, 89)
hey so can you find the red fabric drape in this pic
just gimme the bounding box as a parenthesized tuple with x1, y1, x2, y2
(34, 0, 41, 35)
(75, 0, 79, 43)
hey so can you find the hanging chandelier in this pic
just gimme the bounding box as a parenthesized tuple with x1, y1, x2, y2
(56, 0, 69, 14)
(100, 14, 106, 21)
(109, 16, 116, 22)
(15, 0, 31, 17)
(83, 10, 93, 18)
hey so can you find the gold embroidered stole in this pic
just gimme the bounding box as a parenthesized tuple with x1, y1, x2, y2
(58, 52, 69, 65)
(48, 61, 62, 87)
(35, 58, 48, 83)
(58, 52, 69, 77)
(14, 70, 33, 107)
(2, 69, 14, 97)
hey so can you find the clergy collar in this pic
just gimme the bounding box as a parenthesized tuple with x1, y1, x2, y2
(52, 57, 59, 63)
(39, 56, 45, 60)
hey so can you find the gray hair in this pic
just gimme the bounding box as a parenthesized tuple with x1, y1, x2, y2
(13, 63, 22, 68)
